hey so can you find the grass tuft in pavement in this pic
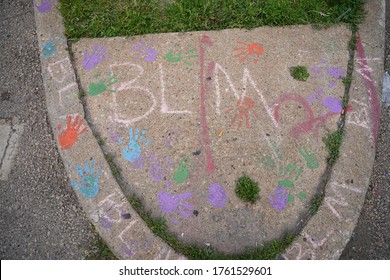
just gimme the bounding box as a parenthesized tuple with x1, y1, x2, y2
(323, 130, 343, 166)
(235, 175, 260, 203)
(289, 66, 310, 81)
(59, 0, 365, 40)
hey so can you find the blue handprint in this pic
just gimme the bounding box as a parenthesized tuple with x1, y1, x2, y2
(123, 128, 151, 162)
(42, 40, 56, 58)
(71, 160, 102, 198)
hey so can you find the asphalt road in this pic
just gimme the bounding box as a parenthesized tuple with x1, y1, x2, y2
(0, 0, 96, 259)
(340, 0, 390, 259)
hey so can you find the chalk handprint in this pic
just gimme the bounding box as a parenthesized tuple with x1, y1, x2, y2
(57, 115, 88, 150)
(157, 191, 194, 224)
(269, 186, 289, 211)
(88, 72, 119, 96)
(149, 154, 172, 182)
(42, 40, 56, 58)
(173, 157, 191, 184)
(131, 40, 157, 62)
(82, 44, 109, 70)
(123, 128, 151, 162)
(166, 44, 197, 67)
(35, 0, 54, 13)
(71, 160, 102, 198)
(207, 183, 228, 208)
(298, 148, 320, 170)
(278, 162, 302, 189)
(234, 41, 264, 63)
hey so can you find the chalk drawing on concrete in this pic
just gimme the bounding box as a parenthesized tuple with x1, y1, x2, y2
(172, 157, 192, 184)
(131, 40, 157, 62)
(226, 97, 259, 128)
(35, 0, 55, 13)
(88, 72, 119, 96)
(207, 183, 228, 208)
(41, 34, 66, 59)
(82, 44, 109, 71)
(149, 154, 173, 183)
(71, 159, 102, 198)
(122, 128, 151, 163)
(57, 115, 87, 150)
(166, 44, 198, 67)
(347, 99, 370, 129)
(233, 41, 264, 63)
(157, 190, 194, 224)
(322, 96, 343, 114)
(298, 148, 320, 170)
(269, 186, 289, 211)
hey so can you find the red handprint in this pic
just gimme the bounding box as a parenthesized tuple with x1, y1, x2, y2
(57, 115, 87, 149)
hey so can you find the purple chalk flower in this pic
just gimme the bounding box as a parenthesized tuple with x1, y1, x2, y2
(269, 186, 288, 211)
(207, 183, 227, 208)
(322, 96, 342, 113)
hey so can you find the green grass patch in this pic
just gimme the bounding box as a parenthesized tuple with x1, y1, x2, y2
(289, 66, 310, 81)
(85, 235, 118, 260)
(310, 193, 325, 215)
(59, 0, 365, 40)
(323, 130, 343, 166)
(235, 175, 260, 203)
(128, 194, 294, 259)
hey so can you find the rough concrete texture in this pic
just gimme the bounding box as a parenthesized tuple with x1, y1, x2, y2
(34, 0, 385, 259)
(72, 26, 350, 255)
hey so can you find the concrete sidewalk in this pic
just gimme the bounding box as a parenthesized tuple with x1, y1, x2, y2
(33, 0, 385, 259)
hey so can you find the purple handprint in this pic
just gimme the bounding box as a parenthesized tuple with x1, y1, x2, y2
(82, 44, 109, 70)
(269, 186, 289, 211)
(131, 40, 158, 62)
(157, 191, 194, 223)
(327, 67, 345, 79)
(35, 0, 54, 13)
(149, 154, 172, 182)
(207, 183, 227, 208)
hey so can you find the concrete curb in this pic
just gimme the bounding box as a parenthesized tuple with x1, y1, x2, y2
(33, 0, 385, 260)
(34, 3, 185, 260)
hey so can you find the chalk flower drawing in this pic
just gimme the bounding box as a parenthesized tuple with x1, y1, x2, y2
(71, 160, 102, 198)
(234, 41, 264, 63)
(35, 0, 54, 13)
(269, 186, 289, 211)
(157, 191, 194, 224)
(82, 44, 109, 70)
(166, 44, 198, 67)
(131, 40, 157, 62)
(207, 183, 228, 208)
(226, 97, 259, 128)
(88, 72, 119, 96)
(57, 115, 88, 150)
(123, 128, 151, 163)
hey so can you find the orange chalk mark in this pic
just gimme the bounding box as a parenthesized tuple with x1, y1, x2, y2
(234, 41, 264, 63)
(58, 115, 88, 150)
